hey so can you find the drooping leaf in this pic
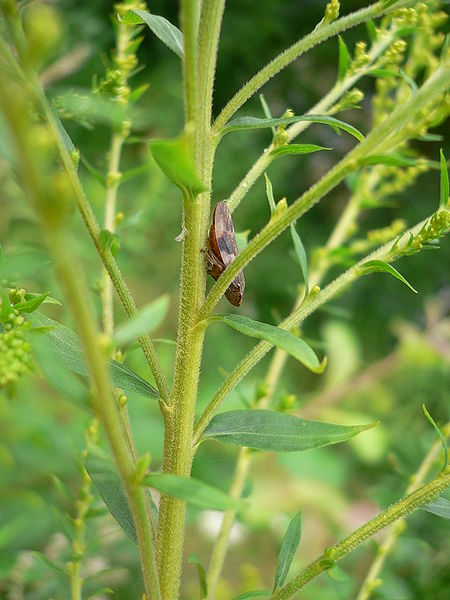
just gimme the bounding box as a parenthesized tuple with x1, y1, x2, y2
(143, 473, 244, 511)
(327, 565, 350, 581)
(114, 295, 169, 346)
(30, 313, 159, 399)
(270, 144, 331, 160)
(359, 260, 417, 294)
(13, 292, 49, 314)
(421, 497, 450, 519)
(232, 592, 271, 600)
(201, 410, 375, 452)
(290, 224, 309, 296)
(85, 447, 137, 543)
(366, 19, 377, 42)
(440, 149, 449, 208)
(31, 551, 67, 575)
(359, 154, 436, 169)
(367, 69, 418, 93)
(188, 553, 208, 598)
(338, 36, 350, 81)
(422, 404, 448, 471)
(213, 314, 326, 374)
(122, 9, 184, 59)
(264, 172, 276, 216)
(80, 155, 106, 186)
(221, 114, 364, 142)
(149, 135, 208, 196)
(273, 512, 302, 591)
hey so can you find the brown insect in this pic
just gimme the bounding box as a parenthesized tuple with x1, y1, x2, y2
(205, 201, 245, 307)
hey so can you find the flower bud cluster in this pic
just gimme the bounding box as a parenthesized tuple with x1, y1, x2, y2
(0, 304, 33, 391)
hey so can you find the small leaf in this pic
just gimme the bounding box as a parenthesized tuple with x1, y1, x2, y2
(213, 314, 326, 374)
(30, 313, 159, 399)
(232, 592, 271, 600)
(338, 36, 350, 81)
(367, 69, 418, 93)
(31, 551, 67, 575)
(188, 553, 208, 598)
(13, 292, 49, 313)
(359, 260, 417, 294)
(80, 155, 106, 186)
(149, 134, 208, 196)
(24, 292, 61, 306)
(201, 410, 376, 452)
(366, 20, 377, 42)
(290, 224, 309, 296)
(421, 497, 450, 519)
(1, 291, 13, 321)
(273, 512, 302, 591)
(143, 473, 244, 511)
(327, 565, 350, 581)
(86, 447, 137, 543)
(100, 229, 121, 258)
(128, 83, 150, 104)
(440, 149, 449, 208)
(221, 115, 364, 142)
(270, 144, 331, 160)
(114, 295, 169, 346)
(122, 9, 184, 58)
(259, 94, 275, 135)
(235, 230, 251, 253)
(422, 404, 448, 471)
(264, 172, 276, 216)
(359, 154, 431, 169)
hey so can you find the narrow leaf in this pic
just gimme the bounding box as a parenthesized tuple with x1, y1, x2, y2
(114, 295, 169, 346)
(143, 473, 244, 511)
(221, 115, 364, 142)
(13, 292, 49, 313)
(273, 512, 302, 591)
(188, 553, 208, 598)
(367, 69, 418, 93)
(440, 149, 449, 208)
(360, 154, 432, 169)
(232, 592, 271, 600)
(422, 404, 448, 471)
(214, 314, 326, 374)
(31, 551, 67, 575)
(122, 9, 184, 58)
(328, 565, 350, 581)
(24, 292, 61, 306)
(30, 313, 159, 399)
(290, 224, 309, 296)
(85, 448, 137, 543)
(259, 94, 275, 135)
(202, 410, 375, 452)
(421, 497, 450, 519)
(366, 20, 377, 42)
(264, 172, 276, 216)
(359, 260, 417, 294)
(338, 36, 350, 81)
(270, 144, 331, 160)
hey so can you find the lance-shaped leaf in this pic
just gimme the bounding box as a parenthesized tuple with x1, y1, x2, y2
(270, 144, 331, 160)
(188, 554, 208, 598)
(359, 260, 417, 293)
(273, 512, 302, 591)
(213, 314, 326, 374)
(421, 497, 450, 519)
(338, 36, 350, 81)
(423, 404, 448, 471)
(13, 292, 49, 314)
(440, 149, 449, 208)
(31, 313, 159, 399)
(368, 68, 418, 93)
(114, 295, 169, 346)
(149, 134, 208, 196)
(290, 224, 309, 296)
(143, 473, 244, 511)
(359, 153, 438, 169)
(121, 9, 184, 59)
(232, 592, 271, 600)
(201, 410, 375, 452)
(221, 114, 364, 142)
(264, 172, 276, 215)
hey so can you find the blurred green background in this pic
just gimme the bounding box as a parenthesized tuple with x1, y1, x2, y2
(0, 0, 449, 598)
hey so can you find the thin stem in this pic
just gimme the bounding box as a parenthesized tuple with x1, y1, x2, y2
(355, 424, 450, 600)
(200, 65, 450, 319)
(181, 0, 200, 127)
(213, 0, 417, 132)
(271, 468, 450, 599)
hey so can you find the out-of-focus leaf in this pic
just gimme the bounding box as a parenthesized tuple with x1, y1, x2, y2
(421, 497, 450, 519)
(13, 292, 49, 313)
(338, 36, 350, 81)
(114, 295, 169, 346)
(31, 551, 67, 575)
(270, 144, 331, 160)
(273, 512, 302, 591)
(213, 314, 326, 374)
(122, 9, 184, 58)
(440, 149, 449, 208)
(232, 591, 271, 599)
(290, 224, 309, 296)
(327, 565, 350, 581)
(188, 553, 208, 598)
(366, 19, 377, 42)
(359, 260, 417, 294)
(202, 409, 376, 452)
(422, 404, 448, 471)
(0, 250, 52, 280)
(143, 473, 244, 511)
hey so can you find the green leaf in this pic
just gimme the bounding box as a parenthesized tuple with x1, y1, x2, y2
(259, 94, 275, 135)
(338, 36, 350, 81)
(24, 292, 60, 306)
(31, 551, 67, 575)
(422, 404, 448, 471)
(366, 20, 377, 42)
(188, 553, 208, 598)
(221, 114, 364, 142)
(201, 409, 375, 452)
(359, 260, 417, 294)
(143, 473, 244, 511)
(273, 512, 302, 591)
(122, 9, 184, 59)
(1, 291, 13, 322)
(421, 497, 450, 519)
(359, 154, 431, 169)
(232, 592, 271, 600)
(85, 447, 137, 543)
(114, 295, 169, 346)
(100, 229, 121, 258)
(128, 83, 150, 104)
(213, 314, 326, 374)
(264, 172, 276, 216)
(30, 313, 159, 399)
(290, 224, 309, 296)
(270, 144, 331, 160)
(327, 565, 350, 581)
(367, 69, 418, 93)
(13, 292, 49, 314)
(149, 134, 208, 196)
(235, 229, 251, 253)
(440, 149, 449, 208)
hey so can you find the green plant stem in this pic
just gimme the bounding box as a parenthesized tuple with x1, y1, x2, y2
(271, 468, 450, 599)
(227, 29, 397, 213)
(355, 424, 450, 600)
(213, 0, 417, 132)
(200, 64, 450, 319)
(192, 213, 433, 445)
(182, 0, 200, 127)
